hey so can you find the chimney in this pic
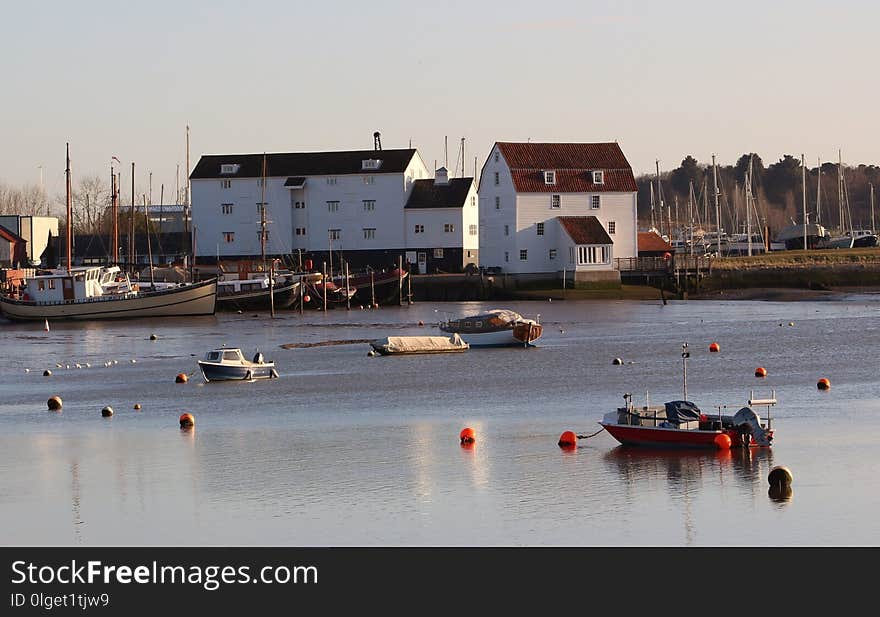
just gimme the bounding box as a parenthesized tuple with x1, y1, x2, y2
(435, 167, 449, 186)
(373, 131, 382, 151)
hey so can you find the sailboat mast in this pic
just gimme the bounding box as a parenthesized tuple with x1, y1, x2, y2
(130, 162, 135, 271)
(712, 154, 720, 255)
(838, 149, 844, 233)
(260, 153, 274, 318)
(816, 158, 822, 226)
(871, 183, 875, 233)
(649, 182, 655, 231)
(802, 153, 807, 251)
(746, 156, 753, 256)
(144, 195, 154, 286)
(111, 163, 118, 265)
(65, 143, 72, 271)
(655, 160, 663, 237)
(687, 180, 694, 255)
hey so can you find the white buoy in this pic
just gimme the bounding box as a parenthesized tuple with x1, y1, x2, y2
(44, 319, 50, 332)
(25, 368, 30, 373)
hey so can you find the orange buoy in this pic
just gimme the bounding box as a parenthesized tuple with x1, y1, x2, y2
(714, 433, 732, 450)
(755, 367, 767, 378)
(709, 342, 720, 352)
(179, 413, 195, 428)
(303, 295, 311, 303)
(101, 406, 114, 417)
(175, 373, 188, 383)
(459, 427, 476, 444)
(768, 466, 793, 487)
(558, 431, 577, 447)
(817, 378, 831, 390)
(47, 396, 62, 411)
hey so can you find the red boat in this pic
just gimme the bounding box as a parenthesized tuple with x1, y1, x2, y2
(599, 343, 776, 449)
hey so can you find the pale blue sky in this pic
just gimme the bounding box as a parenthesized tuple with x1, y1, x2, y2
(2, 0, 877, 203)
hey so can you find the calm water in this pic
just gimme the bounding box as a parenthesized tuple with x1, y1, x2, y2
(2, 295, 880, 547)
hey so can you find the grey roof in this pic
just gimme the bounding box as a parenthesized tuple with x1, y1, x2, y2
(190, 149, 417, 180)
(405, 178, 473, 209)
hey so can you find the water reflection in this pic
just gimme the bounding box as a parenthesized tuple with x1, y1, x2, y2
(768, 484, 794, 504)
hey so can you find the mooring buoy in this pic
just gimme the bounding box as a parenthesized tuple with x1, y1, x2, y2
(47, 396, 62, 411)
(179, 413, 195, 428)
(101, 406, 114, 417)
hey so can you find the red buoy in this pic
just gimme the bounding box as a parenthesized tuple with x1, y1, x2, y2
(714, 433, 732, 450)
(817, 378, 831, 390)
(663, 252, 672, 260)
(175, 373, 188, 383)
(709, 342, 720, 353)
(558, 431, 577, 447)
(303, 295, 311, 303)
(179, 413, 195, 428)
(459, 427, 476, 444)
(755, 367, 767, 378)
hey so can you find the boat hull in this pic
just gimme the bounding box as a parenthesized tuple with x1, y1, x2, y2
(0, 279, 217, 321)
(198, 361, 278, 382)
(601, 423, 771, 449)
(216, 282, 299, 311)
(451, 323, 543, 347)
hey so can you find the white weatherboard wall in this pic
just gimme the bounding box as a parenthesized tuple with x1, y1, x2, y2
(478, 148, 517, 270)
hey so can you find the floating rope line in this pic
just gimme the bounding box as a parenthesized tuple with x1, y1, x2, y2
(577, 427, 605, 440)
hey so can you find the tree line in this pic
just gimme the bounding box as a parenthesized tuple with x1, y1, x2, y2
(637, 154, 880, 238)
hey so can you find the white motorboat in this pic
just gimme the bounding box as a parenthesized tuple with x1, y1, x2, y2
(438, 309, 542, 347)
(198, 347, 279, 381)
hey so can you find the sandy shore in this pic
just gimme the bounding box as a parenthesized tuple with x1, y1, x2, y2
(689, 286, 880, 301)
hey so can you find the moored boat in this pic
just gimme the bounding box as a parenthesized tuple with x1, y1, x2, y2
(198, 347, 279, 382)
(598, 343, 776, 449)
(216, 277, 299, 311)
(369, 333, 469, 355)
(438, 308, 542, 347)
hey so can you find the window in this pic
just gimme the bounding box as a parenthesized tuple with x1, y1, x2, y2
(363, 228, 376, 240)
(537, 222, 544, 236)
(363, 200, 375, 211)
(293, 201, 306, 209)
(38, 280, 45, 291)
(256, 202, 267, 215)
(327, 201, 339, 212)
(551, 194, 560, 208)
(361, 159, 382, 170)
(326, 177, 337, 185)
(48, 279, 56, 289)
(549, 249, 557, 260)
(223, 232, 235, 243)
(593, 170, 604, 184)
(495, 196, 500, 210)
(363, 176, 375, 185)
(608, 221, 616, 235)
(544, 170, 556, 184)
(257, 230, 270, 242)
(504, 251, 509, 262)
(591, 195, 600, 209)
(221, 203, 233, 214)
(504, 224, 509, 236)
(444, 224, 454, 233)
(519, 249, 528, 261)
(414, 224, 424, 234)
(471, 196, 476, 207)
(434, 248, 444, 258)
(494, 151, 499, 163)
(577, 245, 610, 264)
(295, 227, 306, 236)
(494, 172, 499, 186)
(257, 178, 265, 187)
(221, 179, 231, 189)
(469, 224, 477, 236)
(329, 229, 341, 241)
(220, 164, 240, 175)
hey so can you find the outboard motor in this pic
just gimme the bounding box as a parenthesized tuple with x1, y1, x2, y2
(253, 352, 264, 364)
(732, 407, 772, 446)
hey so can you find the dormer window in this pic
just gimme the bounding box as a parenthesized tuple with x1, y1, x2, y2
(593, 170, 604, 184)
(362, 159, 382, 170)
(220, 164, 240, 175)
(544, 170, 556, 185)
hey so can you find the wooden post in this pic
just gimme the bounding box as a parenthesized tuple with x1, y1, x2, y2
(322, 261, 327, 312)
(398, 255, 403, 305)
(370, 271, 375, 307)
(345, 261, 350, 310)
(407, 267, 412, 304)
(299, 275, 304, 315)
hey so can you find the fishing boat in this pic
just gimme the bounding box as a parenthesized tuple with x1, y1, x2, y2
(0, 144, 217, 322)
(0, 265, 217, 321)
(216, 277, 300, 311)
(303, 278, 357, 309)
(438, 308, 542, 347)
(599, 344, 776, 449)
(369, 333, 469, 356)
(331, 267, 408, 306)
(198, 347, 279, 382)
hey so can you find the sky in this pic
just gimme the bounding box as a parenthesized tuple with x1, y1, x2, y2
(1, 0, 878, 207)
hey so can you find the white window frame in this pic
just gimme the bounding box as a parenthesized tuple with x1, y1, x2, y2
(551, 194, 560, 208)
(326, 177, 337, 185)
(608, 221, 616, 235)
(444, 224, 455, 233)
(495, 196, 501, 210)
(363, 200, 375, 211)
(494, 172, 499, 186)
(544, 170, 556, 185)
(295, 227, 306, 236)
(221, 179, 231, 189)
(468, 224, 477, 236)
(363, 228, 376, 240)
(591, 195, 601, 209)
(549, 249, 557, 260)
(433, 248, 444, 258)
(329, 229, 341, 241)
(363, 176, 375, 185)
(414, 224, 424, 234)
(221, 203, 233, 215)
(593, 170, 604, 184)
(504, 251, 509, 262)
(223, 231, 235, 243)
(504, 224, 509, 236)
(519, 249, 528, 261)
(537, 222, 544, 236)
(327, 201, 340, 213)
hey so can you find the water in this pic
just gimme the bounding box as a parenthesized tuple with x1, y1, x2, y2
(2, 295, 880, 547)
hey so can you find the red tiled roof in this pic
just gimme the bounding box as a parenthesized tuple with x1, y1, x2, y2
(558, 216, 613, 245)
(638, 231, 673, 252)
(497, 142, 637, 193)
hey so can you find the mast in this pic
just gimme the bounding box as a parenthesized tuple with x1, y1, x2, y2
(130, 162, 135, 271)
(144, 195, 154, 287)
(687, 180, 695, 256)
(871, 183, 875, 233)
(712, 154, 720, 255)
(111, 162, 118, 265)
(655, 160, 663, 237)
(838, 149, 844, 233)
(802, 153, 807, 250)
(65, 143, 72, 271)
(649, 182, 656, 231)
(816, 158, 822, 226)
(260, 153, 274, 317)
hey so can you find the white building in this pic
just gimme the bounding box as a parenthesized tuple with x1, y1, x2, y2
(190, 147, 478, 273)
(0, 215, 59, 267)
(478, 142, 638, 282)
(403, 167, 479, 274)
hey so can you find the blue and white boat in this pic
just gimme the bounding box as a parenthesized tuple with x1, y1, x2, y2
(197, 347, 279, 382)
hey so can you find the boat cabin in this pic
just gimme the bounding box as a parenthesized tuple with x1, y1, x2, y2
(204, 348, 247, 364)
(20, 266, 133, 304)
(217, 278, 270, 296)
